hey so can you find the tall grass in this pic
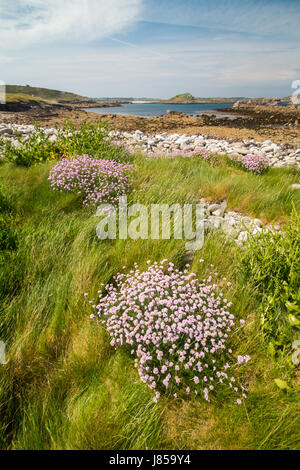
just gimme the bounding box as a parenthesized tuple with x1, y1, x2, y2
(0, 156, 299, 449)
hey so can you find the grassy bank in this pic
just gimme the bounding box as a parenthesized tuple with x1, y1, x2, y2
(6, 85, 90, 103)
(0, 155, 299, 450)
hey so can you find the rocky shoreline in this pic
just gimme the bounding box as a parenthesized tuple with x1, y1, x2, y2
(108, 129, 300, 169)
(1, 105, 299, 147)
(1, 123, 300, 170)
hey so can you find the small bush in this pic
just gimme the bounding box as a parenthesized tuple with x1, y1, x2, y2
(49, 155, 133, 207)
(55, 120, 123, 161)
(89, 260, 249, 404)
(3, 127, 60, 167)
(3, 120, 128, 167)
(239, 208, 300, 362)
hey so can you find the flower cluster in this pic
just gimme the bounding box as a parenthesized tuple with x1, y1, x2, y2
(237, 355, 250, 364)
(89, 260, 248, 404)
(230, 153, 270, 174)
(49, 155, 132, 207)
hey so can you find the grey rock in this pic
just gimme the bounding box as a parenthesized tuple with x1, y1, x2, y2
(261, 146, 273, 153)
(254, 218, 263, 228)
(237, 231, 249, 243)
(208, 203, 221, 213)
(232, 147, 249, 155)
(227, 216, 238, 227)
(212, 217, 223, 229)
(241, 216, 252, 228)
(0, 128, 13, 135)
(202, 219, 212, 232)
(252, 227, 263, 236)
(219, 200, 227, 216)
(212, 209, 222, 217)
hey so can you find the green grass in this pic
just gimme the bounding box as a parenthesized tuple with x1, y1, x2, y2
(5, 93, 44, 104)
(0, 156, 299, 450)
(133, 155, 299, 222)
(6, 85, 90, 103)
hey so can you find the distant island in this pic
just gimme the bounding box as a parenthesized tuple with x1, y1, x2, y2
(160, 92, 240, 104)
(94, 92, 241, 105)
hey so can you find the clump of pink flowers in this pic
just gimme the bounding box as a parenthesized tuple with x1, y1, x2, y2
(230, 153, 269, 173)
(237, 355, 250, 364)
(89, 260, 249, 404)
(49, 155, 132, 207)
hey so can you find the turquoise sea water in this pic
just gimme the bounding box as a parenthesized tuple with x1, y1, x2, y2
(83, 102, 234, 118)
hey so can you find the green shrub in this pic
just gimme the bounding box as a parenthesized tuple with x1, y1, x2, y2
(239, 208, 300, 364)
(2, 120, 129, 167)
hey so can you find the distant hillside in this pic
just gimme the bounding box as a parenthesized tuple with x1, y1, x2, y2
(162, 93, 236, 104)
(5, 93, 44, 104)
(6, 85, 90, 103)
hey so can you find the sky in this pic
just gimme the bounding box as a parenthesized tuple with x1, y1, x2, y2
(0, 0, 299, 98)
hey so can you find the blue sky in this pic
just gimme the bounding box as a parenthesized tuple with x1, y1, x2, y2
(0, 0, 299, 98)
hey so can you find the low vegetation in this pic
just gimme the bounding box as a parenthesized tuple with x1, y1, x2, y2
(5, 93, 44, 104)
(0, 122, 299, 449)
(240, 210, 300, 363)
(0, 121, 129, 167)
(6, 84, 90, 103)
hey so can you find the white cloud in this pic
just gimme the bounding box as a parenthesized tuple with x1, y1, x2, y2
(0, 0, 141, 49)
(5, 37, 296, 98)
(0, 0, 297, 97)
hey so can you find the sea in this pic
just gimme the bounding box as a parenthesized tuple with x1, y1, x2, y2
(83, 102, 234, 118)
